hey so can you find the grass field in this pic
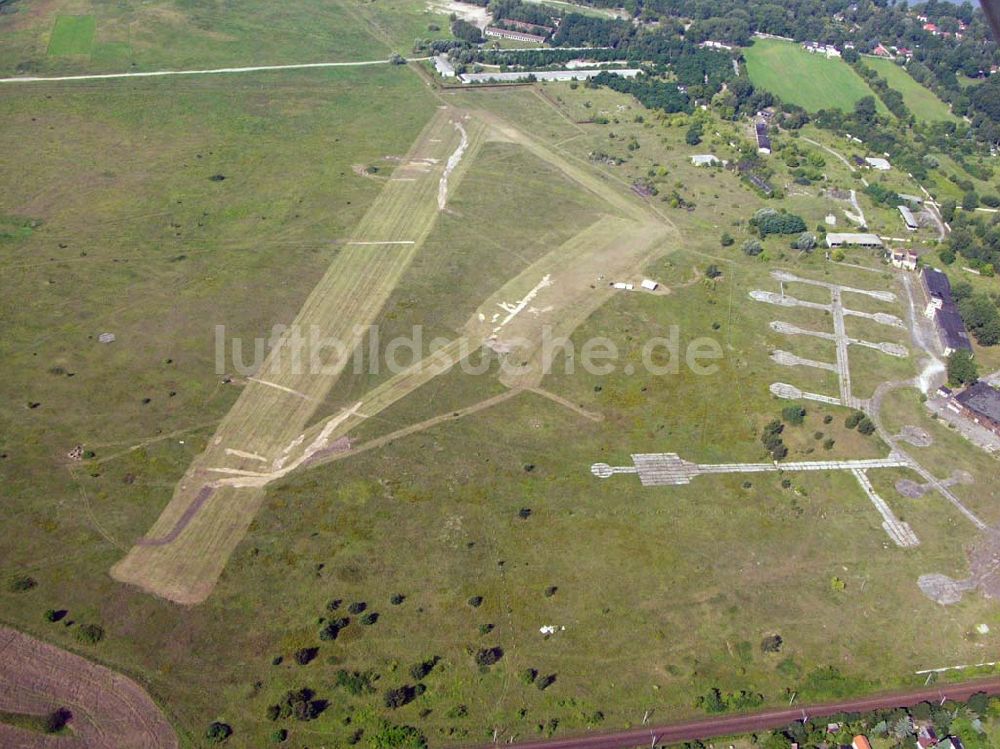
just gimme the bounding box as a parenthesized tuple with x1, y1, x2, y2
(865, 56, 959, 123)
(47, 15, 95, 57)
(5, 57, 1000, 749)
(745, 38, 885, 114)
(0, 0, 451, 75)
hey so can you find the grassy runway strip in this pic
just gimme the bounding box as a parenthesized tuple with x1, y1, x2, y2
(111, 107, 485, 604)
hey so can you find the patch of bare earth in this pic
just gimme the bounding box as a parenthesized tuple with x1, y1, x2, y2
(0, 627, 178, 749)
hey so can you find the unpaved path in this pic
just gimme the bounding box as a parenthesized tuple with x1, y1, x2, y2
(0, 58, 424, 84)
(0, 627, 177, 749)
(468, 676, 1000, 749)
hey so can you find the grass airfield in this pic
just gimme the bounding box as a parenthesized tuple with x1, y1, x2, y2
(3, 30, 1000, 749)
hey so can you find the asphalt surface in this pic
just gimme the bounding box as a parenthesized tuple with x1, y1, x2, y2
(469, 677, 1000, 749)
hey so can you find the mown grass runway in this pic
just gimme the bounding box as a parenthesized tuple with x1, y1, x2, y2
(111, 108, 487, 603)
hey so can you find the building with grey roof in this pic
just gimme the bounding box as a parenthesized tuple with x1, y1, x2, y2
(826, 232, 883, 248)
(935, 307, 973, 355)
(955, 382, 1000, 436)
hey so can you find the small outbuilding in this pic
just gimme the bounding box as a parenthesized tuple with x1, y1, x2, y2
(889, 249, 918, 270)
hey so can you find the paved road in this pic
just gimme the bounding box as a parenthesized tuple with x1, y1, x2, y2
(0, 58, 426, 83)
(471, 677, 1000, 749)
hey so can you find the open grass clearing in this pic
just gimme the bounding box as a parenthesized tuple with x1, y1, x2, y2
(47, 15, 95, 57)
(0, 0, 452, 75)
(865, 56, 959, 123)
(745, 38, 887, 115)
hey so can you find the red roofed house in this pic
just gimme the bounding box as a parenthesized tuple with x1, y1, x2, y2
(924, 22, 939, 33)
(873, 44, 892, 57)
(853, 736, 873, 749)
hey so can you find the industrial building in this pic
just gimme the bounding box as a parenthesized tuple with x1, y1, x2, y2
(483, 26, 547, 43)
(898, 205, 919, 231)
(921, 267, 973, 355)
(825, 233, 883, 248)
(755, 122, 771, 154)
(954, 382, 1000, 436)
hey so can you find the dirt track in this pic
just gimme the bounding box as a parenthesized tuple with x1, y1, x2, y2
(0, 627, 177, 749)
(467, 677, 1000, 749)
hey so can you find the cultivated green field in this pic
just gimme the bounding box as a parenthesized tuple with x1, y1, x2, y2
(745, 38, 885, 114)
(4, 35, 1000, 749)
(866, 56, 959, 123)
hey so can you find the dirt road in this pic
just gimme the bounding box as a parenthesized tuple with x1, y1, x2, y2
(0, 58, 426, 84)
(470, 677, 1000, 749)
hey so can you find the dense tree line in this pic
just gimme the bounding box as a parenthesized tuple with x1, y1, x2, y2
(551, 14, 634, 46)
(591, 70, 691, 112)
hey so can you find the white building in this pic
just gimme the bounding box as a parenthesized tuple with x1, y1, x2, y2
(898, 205, 919, 231)
(826, 232, 884, 249)
(483, 26, 546, 43)
(641, 279, 659, 291)
(802, 41, 841, 58)
(864, 156, 891, 170)
(691, 154, 721, 166)
(459, 68, 641, 84)
(433, 55, 456, 78)
(699, 40, 734, 51)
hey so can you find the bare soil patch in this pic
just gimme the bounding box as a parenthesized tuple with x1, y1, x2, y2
(0, 627, 177, 749)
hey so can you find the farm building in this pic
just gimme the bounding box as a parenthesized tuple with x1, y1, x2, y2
(483, 27, 547, 43)
(746, 174, 773, 195)
(755, 122, 771, 154)
(954, 382, 1000, 436)
(935, 307, 973, 355)
(921, 267, 973, 354)
(898, 193, 923, 205)
(826, 232, 883, 248)
(640, 279, 659, 291)
(889, 249, 918, 270)
(922, 267, 952, 314)
(864, 156, 891, 170)
(898, 205, 919, 231)
(691, 154, 721, 166)
(433, 55, 456, 78)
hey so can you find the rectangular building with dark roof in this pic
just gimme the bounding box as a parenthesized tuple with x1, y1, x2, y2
(755, 122, 771, 154)
(935, 307, 973, 355)
(922, 266, 953, 313)
(955, 382, 1000, 436)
